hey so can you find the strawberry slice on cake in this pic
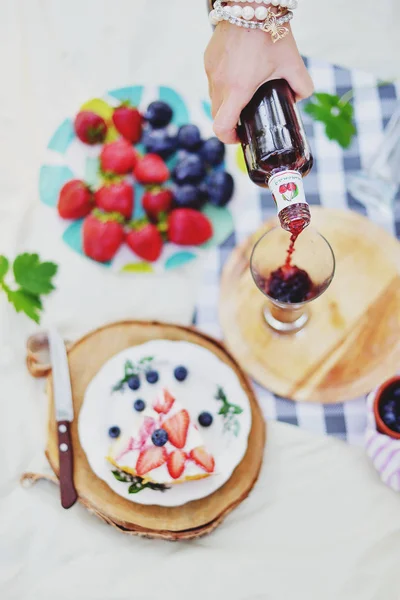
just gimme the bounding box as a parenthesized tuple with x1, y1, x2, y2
(106, 389, 216, 485)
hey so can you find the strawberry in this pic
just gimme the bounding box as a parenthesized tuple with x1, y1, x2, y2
(126, 219, 163, 262)
(95, 179, 134, 220)
(167, 209, 213, 246)
(153, 389, 175, 414)
(189, 446, 215, 473)
(133, 154, 169, 185)
(167, 450, 186, 480)
(58, 179, 93, 219)
(162, 409, 189, 449)
(142, 187, 173, 222)
(74, 111, 107, 145)
(100, 139, 139, 175)
(279, 184, 288, 194)
(136, 446, 167, 477)
(82, 209, 124, 263)
(112, 102, 143, 144)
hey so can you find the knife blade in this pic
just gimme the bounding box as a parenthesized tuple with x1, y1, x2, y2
(48, 328, 78, 509)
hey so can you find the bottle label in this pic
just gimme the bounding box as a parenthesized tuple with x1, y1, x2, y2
(268, 170, 308, 214)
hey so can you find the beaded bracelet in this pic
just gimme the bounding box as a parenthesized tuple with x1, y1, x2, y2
(226, 0, 298, 8)
(210, 1, 294, 42)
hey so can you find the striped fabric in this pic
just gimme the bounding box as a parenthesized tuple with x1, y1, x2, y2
(366, 391, 400, 492)
(195, 56, 400, 445)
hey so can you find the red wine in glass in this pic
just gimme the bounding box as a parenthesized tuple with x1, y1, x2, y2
(237, 79, 313, 235)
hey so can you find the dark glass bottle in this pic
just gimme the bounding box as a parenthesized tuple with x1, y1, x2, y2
(237, 79, 313, 233)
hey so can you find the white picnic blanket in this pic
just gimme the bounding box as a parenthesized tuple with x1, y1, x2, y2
(1, 1, 400, 599)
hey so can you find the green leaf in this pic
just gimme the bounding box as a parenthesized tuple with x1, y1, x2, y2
(139, 356, 154, 364)
(112, 381, 125, 392)
(232, 420, 240, 437)
(232, 406, 243, 415)
(128, 483, 144, 494)
(5, 288, 43, 324)
(13, 253, 58, 296)
(112, 470, 129, 483)
(304, 93, 356, 149)
(218, 405, 230, 416)
(0, 256, 9, 280)
(124, 360, 135, 376)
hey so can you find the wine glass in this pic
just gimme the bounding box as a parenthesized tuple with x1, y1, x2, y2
(250, 227, 336, 333)
(348, 103, 400, 217)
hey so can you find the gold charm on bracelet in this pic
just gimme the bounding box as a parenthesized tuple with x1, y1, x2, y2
(262, 8, 290, 43)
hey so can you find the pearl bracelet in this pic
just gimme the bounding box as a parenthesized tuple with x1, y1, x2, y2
(226, 0, 298, 9)
(210, 1, 294, 42)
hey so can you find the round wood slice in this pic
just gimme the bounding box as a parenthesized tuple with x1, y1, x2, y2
(45, 321, 265, 540)
(219, 207, 400, 403)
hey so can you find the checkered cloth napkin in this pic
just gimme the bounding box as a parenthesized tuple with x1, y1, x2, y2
(194, 57, 400, 446)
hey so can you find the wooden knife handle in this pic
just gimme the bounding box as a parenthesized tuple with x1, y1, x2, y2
(57, 420, 78, 509)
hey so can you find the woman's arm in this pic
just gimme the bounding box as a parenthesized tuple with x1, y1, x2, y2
(204, 13, 313, 144)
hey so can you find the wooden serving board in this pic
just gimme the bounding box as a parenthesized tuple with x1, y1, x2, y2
(44, 321, 265, 540)
(219, 207, 400, 403)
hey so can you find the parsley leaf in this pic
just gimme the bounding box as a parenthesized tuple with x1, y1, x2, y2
(13, 253, 58, 295)
(0, 256, 9, 280)
(303, 92, 356, 149)
(0, 253, 58, 324)
(4, 288, 43, 324)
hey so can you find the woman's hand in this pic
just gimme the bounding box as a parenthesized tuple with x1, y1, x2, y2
(204, 21, 313, 144)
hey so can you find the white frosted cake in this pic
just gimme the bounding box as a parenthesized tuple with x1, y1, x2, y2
(78, 340, 252, 507)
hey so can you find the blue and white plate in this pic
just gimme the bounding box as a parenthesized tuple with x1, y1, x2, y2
(39, 85, 245, 273)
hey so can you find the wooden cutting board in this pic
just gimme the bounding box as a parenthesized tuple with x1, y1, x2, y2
(219, 207, 400, 403)
(43, 321, 265, 539)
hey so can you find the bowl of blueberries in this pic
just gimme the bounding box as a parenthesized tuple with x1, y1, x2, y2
(373, 376, 400, 439)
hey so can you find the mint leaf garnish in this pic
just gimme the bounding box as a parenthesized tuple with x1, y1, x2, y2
(215, 386, 243, 436)
(111, 470, 130, 482)
(304, 92, 356, 149)
(112, 469, 168, 493)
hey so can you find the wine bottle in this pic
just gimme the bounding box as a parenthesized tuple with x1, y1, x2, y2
(238, 79, 313, 234)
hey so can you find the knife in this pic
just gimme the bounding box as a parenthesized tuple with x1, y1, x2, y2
(48, 328, 78, 509)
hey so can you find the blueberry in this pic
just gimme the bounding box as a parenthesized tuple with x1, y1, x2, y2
(146, 370, 159, 384)
(143, 127, 178, 158)
(174, 184, 205, 210)
(267, 267, 312, 304)
(128, 375, 140, 390)
(144, 101, 173, 128)
(206, 171, 234, 207)
(174, 366, 188, 381)
(198, 181, 210, 204)
(108, 426, 121, 438)
(385, 400, 396, 412)
(134, 399, 146, 412)
(172, 155, 206, 184)
(152, 428, 168, 446)
(383, 411, 396, 425)
(198, 412, 213, 427)
(201, 137, 225, 166)
(177, 124, 202, 151)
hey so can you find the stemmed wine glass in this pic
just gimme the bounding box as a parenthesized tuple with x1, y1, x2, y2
(250, 227, 336, 333)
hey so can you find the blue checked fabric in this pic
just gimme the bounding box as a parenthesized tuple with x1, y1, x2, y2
(194, 57, 400, 446)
